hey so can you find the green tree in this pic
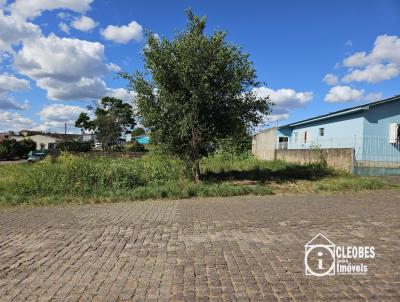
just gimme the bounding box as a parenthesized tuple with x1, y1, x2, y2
(121, 10, 269, 181)
(18, 139, 37, 157)
(131, 127, 146, 137)
(75, 97, 135, 149)
(0, 138, 36, 160)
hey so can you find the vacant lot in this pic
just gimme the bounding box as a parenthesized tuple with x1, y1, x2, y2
(0, 152, 394, 206)
(0, 191, 399, 301)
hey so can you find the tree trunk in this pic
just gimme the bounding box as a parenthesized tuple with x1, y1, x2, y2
(194, 159, 201, 182)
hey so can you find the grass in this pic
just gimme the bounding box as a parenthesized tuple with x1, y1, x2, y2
(0, 151, 395, 206)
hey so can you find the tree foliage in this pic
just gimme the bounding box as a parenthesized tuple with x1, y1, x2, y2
(0, 138, 37, 160)
(75, 97, 135, 149)
(131, 127, 146, 137)
(121, 10, 269, 180)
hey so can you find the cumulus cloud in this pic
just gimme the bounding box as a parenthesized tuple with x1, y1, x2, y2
(253, 87, 313, 121)
(0, 74, 30, 110)
(0, 94, 29, 110)
(0, 110, 37, 131)
(14, 34, 119, 100)
(101, 21, 143, 44)
(342, 63, 399, 83)
(37, 103, 87, 131)
(323, 73, 339, 85)
(9, 0, 93, 20)
(0, 9, 41, 53)
(39, 77, 108, 101)
(71, 16, 97, 32)
(59, 22, 70, 34)
(105, 88, 136, 103)
(341, 35, 400, 83)
(324, 85, 364, 103)
(0, 74, 30, 93)
(365, 92, 383, 102)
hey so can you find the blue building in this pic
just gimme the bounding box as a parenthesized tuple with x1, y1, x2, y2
(274, 95, 400, 164)
(136, 135, 150, 145)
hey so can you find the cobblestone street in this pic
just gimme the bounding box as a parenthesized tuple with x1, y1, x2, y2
(0, 191, 399, 301)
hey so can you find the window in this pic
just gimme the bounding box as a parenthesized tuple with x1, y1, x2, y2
(302, 131, 308, 143)
(278, 136, 288, 149)
(293, 132, 299, 144)
(319, 128, 325, 137)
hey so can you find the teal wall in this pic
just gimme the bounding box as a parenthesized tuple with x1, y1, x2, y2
(277, 112, 364, 158)
(362, 101, 400, 161)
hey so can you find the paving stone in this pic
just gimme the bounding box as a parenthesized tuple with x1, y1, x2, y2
(0, 191, 399, 300)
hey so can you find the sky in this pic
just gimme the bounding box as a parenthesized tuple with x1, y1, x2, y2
(0, 0, 399, 133)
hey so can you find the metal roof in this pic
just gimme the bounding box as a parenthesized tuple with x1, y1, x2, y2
(279, 94, 400, 129)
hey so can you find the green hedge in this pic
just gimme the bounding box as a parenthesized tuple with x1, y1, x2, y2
(55, 141, 92, 152)
(0, 139, 37, 160)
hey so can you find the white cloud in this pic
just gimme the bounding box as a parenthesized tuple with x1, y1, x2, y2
(254, 87, 313, 108)
(323, 73, 339, 85)
(39, 77, 108, 100)
(342, 63, 399, 84)
(344, 35, 400, 67)
(365, 92, 383, 102)
(101, 21, 143, 44)
(9, 0, 93, 20)
(71, 16, 97, 32)
(345, 40, 352, 47)
(0, 74, 30, 110)
(324, 85, 364, 103)
(341, 35, 400, 83)
(0, 9, 41, 53)
(0, 110, 37, 131)
(105, 88, 136, 103)
(14, 34, 118, 100)
(253, 87, 313, 121)
(0, 94, 28, 110)
(0, 74, 30, 93)
(59, 22, 70, 34)
(37, 103, 87, 131)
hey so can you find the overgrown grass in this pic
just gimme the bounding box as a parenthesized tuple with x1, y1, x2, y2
(0, 151, 395, 206)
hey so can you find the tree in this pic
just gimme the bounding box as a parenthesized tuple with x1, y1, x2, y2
(18, 139, 37, 157)
(131, 127, 146, 137)
(75, 97, 135, 149)
(121, 10, 269, 181)
(0, 138, 36, 160)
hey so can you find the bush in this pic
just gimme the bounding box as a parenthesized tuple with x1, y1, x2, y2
(18, 139, 37, 158)
(4, 152, 185, 196)
(55, 141, 92, 152)
(0, 138, 37, 160)
(124, 141, 146, 152)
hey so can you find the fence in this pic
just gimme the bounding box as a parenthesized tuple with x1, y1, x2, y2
(288, 136, 400, 168)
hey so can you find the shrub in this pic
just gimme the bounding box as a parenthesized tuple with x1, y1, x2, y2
(124, 141, 146, 152)
(55, 141, 92, 152)
(0, 138, 36, 160)
(5, 152, 185, 196)
(18, 139, 37, 158)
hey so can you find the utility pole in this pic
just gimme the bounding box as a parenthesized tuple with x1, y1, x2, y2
(65, 122, 67, 142)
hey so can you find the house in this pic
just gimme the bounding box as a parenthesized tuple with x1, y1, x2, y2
(136, 135, 150, 145)
(253, 95, 400, 167)
(8, 130, 85, 150)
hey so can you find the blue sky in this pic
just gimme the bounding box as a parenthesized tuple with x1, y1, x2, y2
(0, 0, 399, 133)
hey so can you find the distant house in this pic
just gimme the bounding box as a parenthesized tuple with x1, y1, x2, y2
(9, 130, 85, 150)
(136, 135, 150, 145)
(253, 95, 400, 171)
